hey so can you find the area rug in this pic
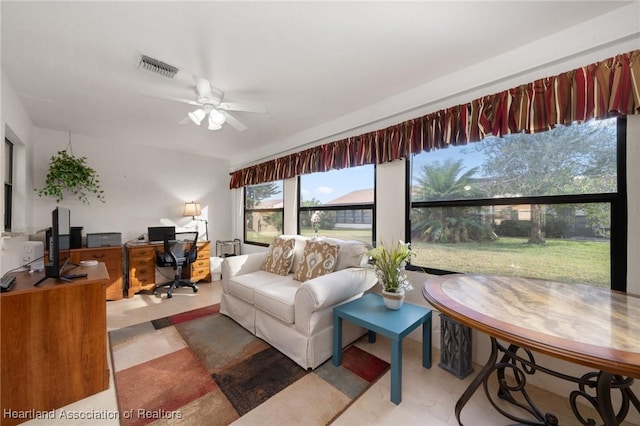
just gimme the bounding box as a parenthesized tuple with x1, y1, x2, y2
(108, 304, 390, 426)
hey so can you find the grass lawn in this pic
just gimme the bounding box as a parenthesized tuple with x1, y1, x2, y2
(299, 227, 372, 243)
(411, 237, 610, 288)
(247, 229, 609, 288)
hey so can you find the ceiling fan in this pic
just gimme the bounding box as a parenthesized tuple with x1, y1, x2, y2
(154, 76, 267, 132)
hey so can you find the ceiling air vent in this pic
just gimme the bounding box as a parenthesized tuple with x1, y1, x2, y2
(138, 54, 179, 79)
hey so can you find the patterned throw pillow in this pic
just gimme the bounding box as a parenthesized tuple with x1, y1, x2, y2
(260, 237, 296, 276)
(293, 240, 339, 282)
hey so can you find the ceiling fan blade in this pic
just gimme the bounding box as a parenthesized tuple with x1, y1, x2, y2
(193, 75, 214, 99)
(218, 102, 268, 114)
(179, 115, 191, 125)
(220, 110, 248, 132)
(143, 94, 200, 106)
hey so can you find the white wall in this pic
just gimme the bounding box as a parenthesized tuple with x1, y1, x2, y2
(1, 71, 233, 272)
(30, 128, 232, 246)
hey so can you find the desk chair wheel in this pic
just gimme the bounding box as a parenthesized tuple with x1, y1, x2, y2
(154, 280, 198, 299)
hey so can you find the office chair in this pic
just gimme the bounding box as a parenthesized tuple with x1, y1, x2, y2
(154, 231, 199, 298)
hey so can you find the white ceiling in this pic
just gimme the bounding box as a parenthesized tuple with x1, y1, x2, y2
(1, 1, 634, 169)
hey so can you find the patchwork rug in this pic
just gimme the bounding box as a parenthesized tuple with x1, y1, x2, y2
(108, 304, 389, 426)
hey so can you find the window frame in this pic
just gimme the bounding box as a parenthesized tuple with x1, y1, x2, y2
(405, 117, 628, 292)
(243, 181, 285, 247)
(297, 165, 376, 246)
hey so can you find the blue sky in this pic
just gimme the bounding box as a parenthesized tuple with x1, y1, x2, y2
(296, 146, 487, 204)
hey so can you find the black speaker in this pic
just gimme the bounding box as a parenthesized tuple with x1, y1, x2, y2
(70, 227, 83, 249)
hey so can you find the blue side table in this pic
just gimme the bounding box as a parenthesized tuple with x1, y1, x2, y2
(332, 293, 432, 404)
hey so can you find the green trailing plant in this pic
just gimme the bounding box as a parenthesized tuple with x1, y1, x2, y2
(36, 149, 105, 204)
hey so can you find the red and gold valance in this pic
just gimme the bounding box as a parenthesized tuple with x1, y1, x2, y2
(230, 49, 640, 189)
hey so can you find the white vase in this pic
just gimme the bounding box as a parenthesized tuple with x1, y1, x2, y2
(382, 289, 405, 310)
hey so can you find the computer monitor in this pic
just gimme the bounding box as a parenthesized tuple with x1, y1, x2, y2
(148, 226, 176, 243)
(35, 207, 72, 286)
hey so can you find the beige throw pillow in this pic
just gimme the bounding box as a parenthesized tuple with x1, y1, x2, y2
(261, 237, 296, 276)
(293, 240, 339, 282)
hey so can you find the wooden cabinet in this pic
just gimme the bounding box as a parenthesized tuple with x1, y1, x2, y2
(70, 246, 123, 300)
(0, 264, 110, 426)
(125, 241, 211, 297)
(126, 244, 157, 297)
(190, 241, 211, 282)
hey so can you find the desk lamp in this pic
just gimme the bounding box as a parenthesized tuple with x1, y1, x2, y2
(183, 201, 209, 241)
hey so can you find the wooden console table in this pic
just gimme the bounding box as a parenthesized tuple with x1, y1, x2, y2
(423, 274, 640, 426)
(0, 264, 110, 426)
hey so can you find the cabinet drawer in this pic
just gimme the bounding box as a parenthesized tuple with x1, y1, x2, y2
(77, 249, 121, 264)
(129, 247, 156, 259)
(190, 269, 209, 281)
(130, 276, 154, 287)
(130, 265, 154, 278)
(191, 258, 209, 269)
(196, 250, 210, 260)
(130, 257, 155, 268)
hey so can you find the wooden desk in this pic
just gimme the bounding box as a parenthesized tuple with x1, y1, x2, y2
(0, 264, 110, 426)
(69, 246, 123, 300)
(125, 240, 211, 297)
(423, 274, 640, 426)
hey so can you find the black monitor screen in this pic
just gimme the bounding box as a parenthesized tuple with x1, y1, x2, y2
(45, 207, 71, 279)
(148, 226, 175, 243)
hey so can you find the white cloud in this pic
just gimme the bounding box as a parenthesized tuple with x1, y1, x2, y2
(315, 186, 334, 195)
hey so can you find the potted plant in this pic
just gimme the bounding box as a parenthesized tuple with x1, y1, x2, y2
(35, 149, 105, 204)
(368, 240, 414, 309)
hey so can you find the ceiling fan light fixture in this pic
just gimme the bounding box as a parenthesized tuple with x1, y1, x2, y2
(209, 109, 226, 126)
(207, 121, 222, 130)
(188, 108, 206, 126)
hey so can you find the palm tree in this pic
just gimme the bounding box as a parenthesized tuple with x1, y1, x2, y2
(412, 159, 492, 243)
(415, 159, 479, 201)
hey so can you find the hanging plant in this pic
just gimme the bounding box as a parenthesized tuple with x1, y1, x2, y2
(35, 131, 105, 204)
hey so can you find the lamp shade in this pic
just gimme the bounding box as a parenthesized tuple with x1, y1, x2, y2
(188, 109, 206, 126)
(183, 202, 201, 217)
(209, 109, 226, 126)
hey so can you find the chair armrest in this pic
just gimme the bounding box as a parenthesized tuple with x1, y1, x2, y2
(295, 267, 377, 312)
(221, 252, 267, 286)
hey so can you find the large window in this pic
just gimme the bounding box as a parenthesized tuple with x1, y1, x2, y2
(408, 118, 626, 291)
(4, 139, 13, 232)
(244, 181, 284, 245)
(298, 164, 375, 244)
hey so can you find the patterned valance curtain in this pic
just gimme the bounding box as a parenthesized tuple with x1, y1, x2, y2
(230, 49, 640, 189)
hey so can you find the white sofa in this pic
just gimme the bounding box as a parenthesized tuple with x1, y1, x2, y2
(220, 235, 377, 369)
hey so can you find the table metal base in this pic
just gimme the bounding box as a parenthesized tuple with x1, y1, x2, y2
(456, 337, 640, 426)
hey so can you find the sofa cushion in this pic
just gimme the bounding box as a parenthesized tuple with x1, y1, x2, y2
(291, 235, 309, 273)
(319, 237, 369, 271)
(261, 237, 296, 275)
(293, 240, 339, 282)
(254, 277, 299, 324)
(229, 270, 289, 304)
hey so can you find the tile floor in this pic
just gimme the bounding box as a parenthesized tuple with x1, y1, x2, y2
(22, 281, 637, 425)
